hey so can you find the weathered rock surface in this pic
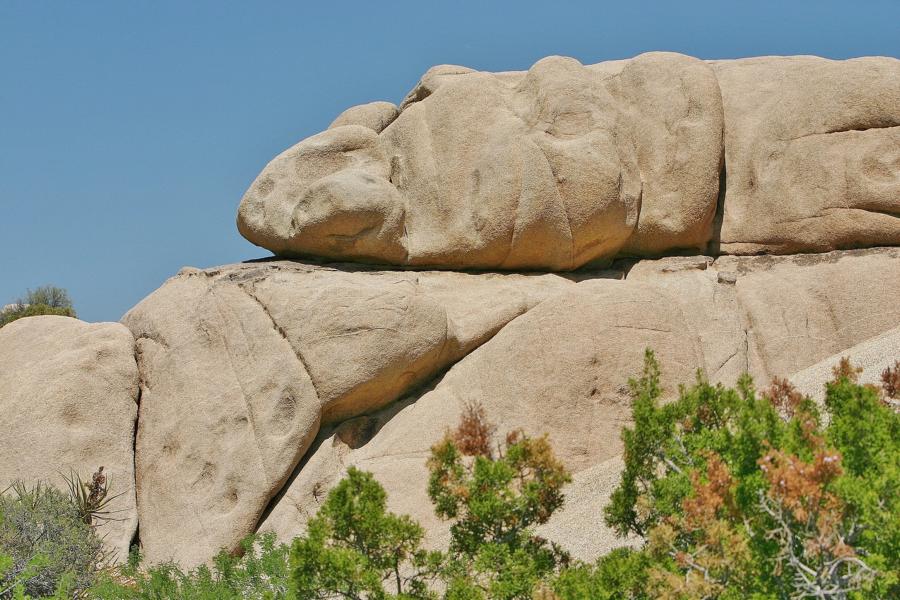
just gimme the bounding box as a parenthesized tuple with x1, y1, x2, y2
(259, 247, 900, 561)
(237, 53, 898, 269)
(122, 261, 572, 566)
(238, 52, 724, 269)
(714, 56, 900, 255)
(0, 316, 139, 559)
(3, 249, 896, 567)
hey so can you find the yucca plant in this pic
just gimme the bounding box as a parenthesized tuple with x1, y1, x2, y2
(62, 467, 127, 526)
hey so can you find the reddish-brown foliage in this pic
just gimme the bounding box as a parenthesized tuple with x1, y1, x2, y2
(452, 400, 496, 458)
(764, 377, 806, 417)
(831, 357, 862, 383)
(881, 360, 900, 399)
(758, 442, 854, 562)
(682, 453, 735, 527)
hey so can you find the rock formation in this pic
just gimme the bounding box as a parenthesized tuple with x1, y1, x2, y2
(0, 52, 898, 568)
(237, 52, 899, 269)
(122, 263, 570, 565)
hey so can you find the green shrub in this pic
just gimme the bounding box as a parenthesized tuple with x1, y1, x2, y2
(428, 403, 572, 599)
(285, 403, 573, 600)
(0, 286, 76, 328)
(0, 482, 104, 598)
(82, 351, 898, 599)
(290, 467, 440, 599)
(595, 350, 899, 599)
(90, 533, 290, 599)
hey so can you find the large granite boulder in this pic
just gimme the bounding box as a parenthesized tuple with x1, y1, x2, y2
(0, 316, 139, 559)
(4, 52, 898, 572)
(238, 52, 724, 269)
(3, 249, 896, 567)
(237, 53, 898, 269)
(121, 261, 572, 566)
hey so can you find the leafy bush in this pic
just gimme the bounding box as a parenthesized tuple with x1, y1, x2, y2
(428, 402, 572, 599)
(596, 350, 899, 599)
(286, 402, 572, 600)
(291, 467, 441, 599)
(84, 352, 899, 599)
(0, 286, 75, 328)
(0, 482, 104, 598)
(90, 533, 290, 599)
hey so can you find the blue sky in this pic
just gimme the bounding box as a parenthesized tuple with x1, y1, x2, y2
(1, 1, 898, 322)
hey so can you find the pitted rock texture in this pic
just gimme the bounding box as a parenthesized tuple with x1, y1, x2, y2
(0, 316, 139, 559)
(237, 52, 899, 269)
(121, 261, 572, 567)
(2, 249, 897, 567)
(238, 52, 725, 269)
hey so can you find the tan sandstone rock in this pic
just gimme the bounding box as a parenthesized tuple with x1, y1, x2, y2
(238, 52, 724, 269)
(713, 56, 900, 254)
(122, 261, 572, 566)
(0, 316, 139, 559)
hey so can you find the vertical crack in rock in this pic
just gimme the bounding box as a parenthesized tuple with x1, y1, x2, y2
(707, 163, 727, 256)
(130, 347, 143, 555)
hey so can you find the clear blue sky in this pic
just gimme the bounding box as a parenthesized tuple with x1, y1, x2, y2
(2, 1, 898, 323)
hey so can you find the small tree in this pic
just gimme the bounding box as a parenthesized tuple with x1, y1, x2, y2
(290, 467, 441, 599)
(601, 350, 899, 599)
(428, 402, 571, 599)
(0, 286, 76, 328)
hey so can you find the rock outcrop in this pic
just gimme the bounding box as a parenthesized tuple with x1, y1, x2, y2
(714, 56, 900, 255)
(237, 53, 899, 269)
(122, 261, 571, 566)
(1, 52, 898, 572)
(790, 325, 900, 404)
(0, 316, 139, 558)
(255, 248, 900, 562)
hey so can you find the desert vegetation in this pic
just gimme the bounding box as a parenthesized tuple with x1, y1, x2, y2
(0, 287, 75, 328)
(2, 353, 897, 599)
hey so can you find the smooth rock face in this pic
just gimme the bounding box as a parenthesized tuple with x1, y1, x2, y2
(122, 261, 572, 567)
(259, 247, 900, 561)
(0, 316, 139, 559)
(237, 53, 899, 269)
(238, 52, 724, 269)
(714, 56, 900, 254)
